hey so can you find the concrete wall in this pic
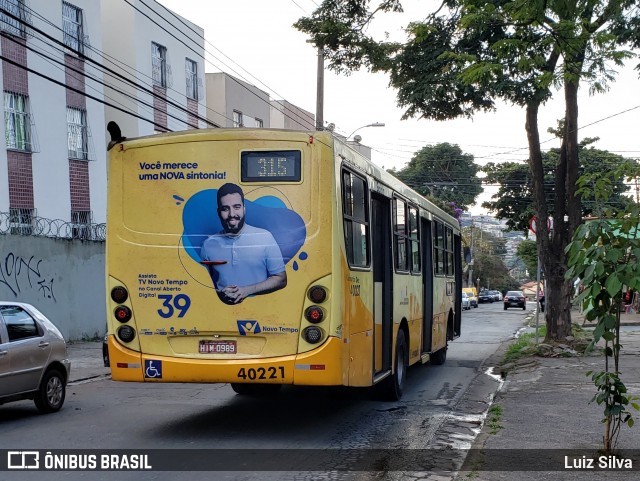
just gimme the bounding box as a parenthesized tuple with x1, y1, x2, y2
(0, 235, 105, 341)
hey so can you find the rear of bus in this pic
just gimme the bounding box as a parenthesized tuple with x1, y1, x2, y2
(106, 129, 344, 387)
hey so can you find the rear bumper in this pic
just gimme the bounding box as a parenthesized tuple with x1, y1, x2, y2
(107, 335, 344, 385)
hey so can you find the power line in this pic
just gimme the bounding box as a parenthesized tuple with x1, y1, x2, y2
(1, 5, 220, 129)
(146, 0, 316, 129)
(0, 53, 169, 131)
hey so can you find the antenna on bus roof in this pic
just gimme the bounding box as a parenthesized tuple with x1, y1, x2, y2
(107, 121, 126, 151)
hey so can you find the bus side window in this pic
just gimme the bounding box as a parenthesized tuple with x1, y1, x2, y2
(342, 171, 369, 268)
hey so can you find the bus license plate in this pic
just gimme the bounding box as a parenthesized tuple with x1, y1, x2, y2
(199, 340, 237, 354)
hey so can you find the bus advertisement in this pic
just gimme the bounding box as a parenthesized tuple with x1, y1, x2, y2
(105, 125, 461, 400)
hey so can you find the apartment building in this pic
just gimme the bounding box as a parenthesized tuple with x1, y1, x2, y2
(101, 0, 207, 138)
(205, 72, 270, 128)
(0, 0, 206, 231)
(0, 0, 106, 231)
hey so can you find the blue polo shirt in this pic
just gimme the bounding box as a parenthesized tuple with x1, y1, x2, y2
(201, 224, 285, 289)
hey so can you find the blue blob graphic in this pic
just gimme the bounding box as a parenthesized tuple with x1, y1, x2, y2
(299, 251, 308, 260)
(181, 189, 306, 268)
(293, 261, 299, 271)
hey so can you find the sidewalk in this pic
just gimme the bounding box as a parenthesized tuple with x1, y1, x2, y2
(66, 340, 111, 383)
(459, 310, 640, 479)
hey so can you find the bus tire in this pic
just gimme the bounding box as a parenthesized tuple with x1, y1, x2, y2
(380, 329, 407, 401)
(230, 383, 282, 396)
(431, 345, 447, 365)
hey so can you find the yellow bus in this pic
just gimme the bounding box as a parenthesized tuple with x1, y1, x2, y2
(105, 125, 462, 400)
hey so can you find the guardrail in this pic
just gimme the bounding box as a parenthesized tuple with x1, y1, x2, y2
(0, 212, 105, 241)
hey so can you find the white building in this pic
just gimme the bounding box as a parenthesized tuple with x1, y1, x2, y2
(0, 0, 106, 232)
(101, 0, 207, 138)
(0, 0, 207, 233)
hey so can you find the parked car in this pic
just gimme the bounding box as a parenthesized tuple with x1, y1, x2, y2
(0, 302, 70, 413)
(504, 291, 526, 310)
(468, 293, 478, 308)
(461, 292, 471, 310)
(478, 290, 493, 303)
(489, 290, 502, 301)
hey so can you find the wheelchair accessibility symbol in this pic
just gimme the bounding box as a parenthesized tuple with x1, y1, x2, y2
(144, 360, 162, 379)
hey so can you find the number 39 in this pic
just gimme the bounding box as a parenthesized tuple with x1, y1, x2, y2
(157, 294, 191, 318)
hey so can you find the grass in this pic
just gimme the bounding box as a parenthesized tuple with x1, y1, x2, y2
(486, 404, 504, 435)
(502, 326, 546, 364)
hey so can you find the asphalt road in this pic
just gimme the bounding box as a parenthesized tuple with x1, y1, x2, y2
(1, 301, 532, 481)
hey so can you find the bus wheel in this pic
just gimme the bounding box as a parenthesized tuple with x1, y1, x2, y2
(380, 329, 407, 401)
(230, 383, 282, 396)
(431, 345, 447, 365)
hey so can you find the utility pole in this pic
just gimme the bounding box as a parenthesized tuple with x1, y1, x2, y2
(468, 220, 474, 288)
(315, 45, 324, 130)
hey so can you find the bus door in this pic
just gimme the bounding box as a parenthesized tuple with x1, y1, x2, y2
(371, 193, 393, 375)
(421, 218, 434, 353)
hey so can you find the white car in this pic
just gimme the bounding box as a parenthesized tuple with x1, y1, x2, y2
(0, 302, 70, 413)
(461, 292, 471, 310)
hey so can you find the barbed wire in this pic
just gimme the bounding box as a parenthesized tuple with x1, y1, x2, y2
(0, 212, 105, 241)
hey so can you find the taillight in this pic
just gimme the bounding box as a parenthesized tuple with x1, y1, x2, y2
(307, 286, 327, 303)
(302, 326, 323, 344)
(305, 306, 324, 323)
(117, 325, 136, 343)
(114, 305, 132, 323)
(111, 286, 128, 303)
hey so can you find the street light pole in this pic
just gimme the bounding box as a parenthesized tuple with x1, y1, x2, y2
(347, 122, 385, 140)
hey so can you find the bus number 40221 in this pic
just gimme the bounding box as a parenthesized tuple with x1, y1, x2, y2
(157, 294, 191, 318)
(237, 367, 285, 380)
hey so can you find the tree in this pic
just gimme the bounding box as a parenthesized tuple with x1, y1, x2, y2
(483, 142, 636, 233)
(296, 0, 640, 341)
(388, 143, 482, 212)
(516, 240, 538, 278)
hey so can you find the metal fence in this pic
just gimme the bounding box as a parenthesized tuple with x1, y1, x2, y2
(0, 211, 105, 241)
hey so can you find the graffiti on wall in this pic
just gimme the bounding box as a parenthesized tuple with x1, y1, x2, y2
(0, 252, 56, 301)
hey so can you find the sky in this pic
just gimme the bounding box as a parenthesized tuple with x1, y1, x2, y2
(156, 0, 640, 214)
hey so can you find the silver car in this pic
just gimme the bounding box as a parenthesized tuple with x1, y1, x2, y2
(0, 302, 70, 413)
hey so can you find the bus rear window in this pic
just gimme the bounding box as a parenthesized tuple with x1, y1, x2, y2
(241, 150, 301, 182)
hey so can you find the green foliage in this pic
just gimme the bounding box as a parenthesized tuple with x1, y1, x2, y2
(566, 161, 640, 452)
(390, 143, 482, 211)
(516, 240, 538, 277)
(482, 146, 636, 233)
(296, 0, 640, 341)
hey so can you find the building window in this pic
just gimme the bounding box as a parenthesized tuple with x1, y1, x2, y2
(0, 0, 25, 37)
(9, 207, 33, 235)
(255, 118, 263, 128)
(233, 110, 243, 128)
(62, 2, 83, 54)
(71, 210, 92, 239)
(342, 170, 369, 268)
(4, 92, 32, 151)
(152, 42, 167, 87)
(67, 107, 88, 160)
(185, 58, 197, 99)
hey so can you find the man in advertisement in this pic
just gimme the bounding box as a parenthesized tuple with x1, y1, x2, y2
(201, 183, 287, 304)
